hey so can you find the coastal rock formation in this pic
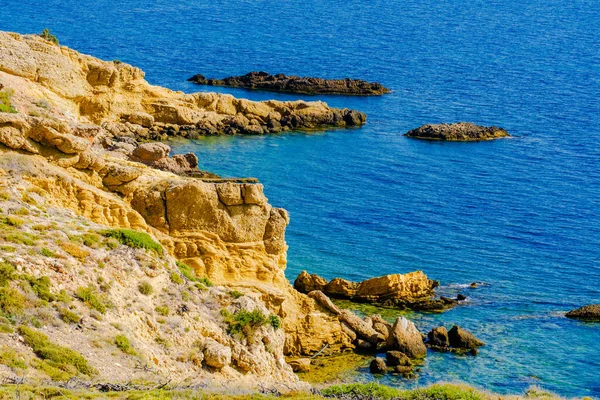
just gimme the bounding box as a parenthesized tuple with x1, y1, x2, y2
(295, 270, 457, 311)
(427, 326, 450, 348)
(188, 71, 390, 96)
(387, 317, 427, 358)
(0, 30, 373, 390)
(404, 122, 510, 141)
(565, 304, 600, 321)
(369, 358, 387, 374)
(448, 326, 485, 349)
(0, 31, 366, 141)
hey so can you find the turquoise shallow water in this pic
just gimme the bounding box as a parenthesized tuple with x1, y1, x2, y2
(2, 0, 600, 396)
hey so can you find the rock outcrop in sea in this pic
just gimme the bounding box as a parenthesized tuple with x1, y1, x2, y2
(188, 71, 391, 96)
(404, 122, 510, 141)
(566, 304, 600, 321)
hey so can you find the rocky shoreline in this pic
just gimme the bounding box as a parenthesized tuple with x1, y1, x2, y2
(188, 71, 391, 96)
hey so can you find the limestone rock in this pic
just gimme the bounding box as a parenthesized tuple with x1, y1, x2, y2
(294, 270, 328, 293)
(339, 309, 383, 344)
(448, 326, 485, 349)
(288, 358, 311, 372)
(405, 122, 510, 141)
(369, 357, 387, 374)
(356, 271, 436, 301)
(386, 351, 411, 367)
(203, 339, 232, 369)
(565, 304, 600, 321)
(325, 278, 358, 298)
(152, 153, 198, 174)
(387, 317, 426, 358)
(132, 142, 171, 163)
(427, 326, 450, 348)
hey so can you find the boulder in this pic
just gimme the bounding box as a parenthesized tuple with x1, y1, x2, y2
(565, 304, 600, 321)
(448, 326, 485, 349)
(355, 271, 436, 301)
(339, 310, 383, 344)
(369, 358, 387, 374)
(387, 317, 426, 358)
(203, 339, 232, 369)
(427, 326, 449, 348)
(404, 122, 510, 141)
(132, 142, 170, 163)
(294, 270, 328, 293)
(288, 358, 311, 373)
(307, 290, 341, 315)
(385, 351, 411, 367)
(325, 278, 358, 298)
(152, 153, 198, 174)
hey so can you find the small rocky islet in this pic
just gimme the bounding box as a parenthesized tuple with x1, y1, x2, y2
(565, 304, 600, 321)
(188, 71, 391, 96)
(405, 122, 510, 141)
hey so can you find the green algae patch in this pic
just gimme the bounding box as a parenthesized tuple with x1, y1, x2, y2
(331, 299, 413, 322)
(295, 352, 371, 385)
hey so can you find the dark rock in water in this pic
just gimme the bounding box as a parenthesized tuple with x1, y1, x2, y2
(427, 326, 450, 348)
(404, 122, 510, 141)
(456, 294, 467, 301)
(369, 357, 387, 374)
(470, 282, 478, 288)
(393, 365, 413, 374)
(448, 325, 485, 349)
(565, 304, 600, 321)
(188, 71, 391, 96)
(386, 351, 411, 367)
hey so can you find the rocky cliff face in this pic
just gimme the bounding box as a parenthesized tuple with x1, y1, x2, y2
(0, 30, 362, 389)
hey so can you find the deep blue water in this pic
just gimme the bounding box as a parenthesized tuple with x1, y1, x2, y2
(2, 0, 600, 397)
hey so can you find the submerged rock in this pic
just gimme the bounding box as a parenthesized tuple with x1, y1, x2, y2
(404, 122, 510, 141)
(448, 325, 485, 349)
(566, 304, 600, 321)
(386, 351, 411, 367)
(188, 71, 391, 96)
(369, 357, 387, 374)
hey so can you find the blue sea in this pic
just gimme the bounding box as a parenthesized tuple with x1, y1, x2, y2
(2, 0, 599, 397)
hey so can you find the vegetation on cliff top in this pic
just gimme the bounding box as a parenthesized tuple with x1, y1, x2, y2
(38, 28, 59, 45)
(0, 383, 571, 400)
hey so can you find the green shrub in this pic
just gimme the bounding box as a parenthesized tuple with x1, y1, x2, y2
(18, 325, 96, 377)
(23, 275, 55, 302)
(58, 307, 80, 324)
(40, 247, 55, 257)
(0, 347, 27, 369)
(170, 271, 184, 284)
(322, 383, 402, 400)
(269, 315, 281, 330)
(223, 309, 267, 336)
(39, 28, 59, 45)
(138, 281, 153, 295)
(0, 262, 16, 287)
(114, 335, 136, 355)
(101, 229, 162, 253)
(0, 323, 14, 333)
(74, 286, 107, 314)
(155, 305, 170, 317)
(0, 286, 25, 317)
(1, 216, 24, 226)
(176, 261, 212, 286)
(229, 290, 243, 299)
(0, 90, 16, 114)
